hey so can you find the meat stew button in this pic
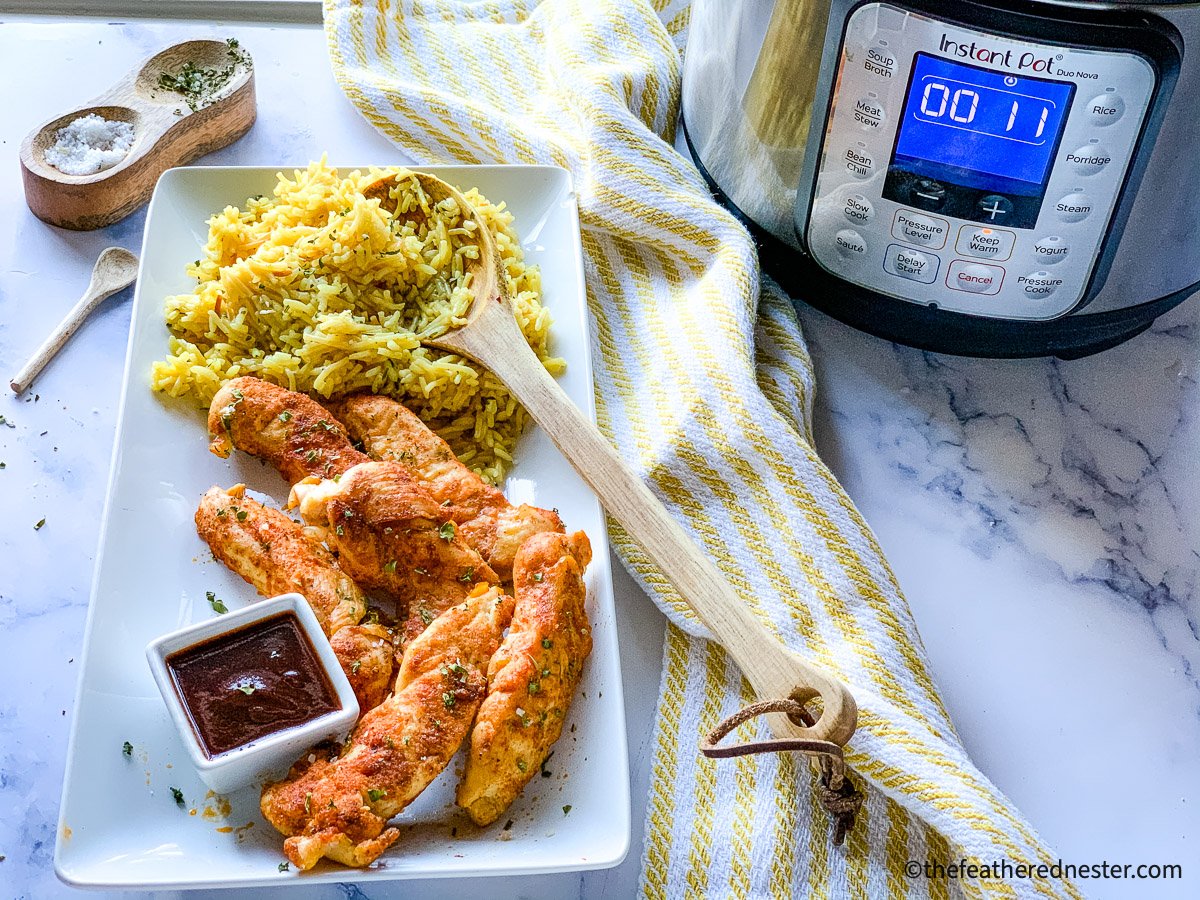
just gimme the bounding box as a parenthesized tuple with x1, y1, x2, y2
(1017, 271, 1063, 298)
(884, 243, 938, 284)
(946, 260, 1003, 295)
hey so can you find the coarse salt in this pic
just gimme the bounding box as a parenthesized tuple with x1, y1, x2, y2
(43, 113, 135, 176)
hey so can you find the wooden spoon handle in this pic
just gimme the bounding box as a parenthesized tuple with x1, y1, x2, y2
(10, 269, 134, 395)
(439, 297, 857, 746)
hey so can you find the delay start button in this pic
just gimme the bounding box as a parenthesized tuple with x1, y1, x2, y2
(884, 243, 939, 284)
(946, 260, 1004, 295)
(1016, 271, 1064, 299)
(892, 209, 949, 249)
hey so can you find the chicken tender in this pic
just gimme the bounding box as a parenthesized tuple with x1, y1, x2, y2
(328, 394, 564, 579)
(207, 376, 368, 484)
(456, 531, 593, 826)
(260, 584, 515, 869)
(330, 624, 395, 712)
(294, 461, 500, 641)
(195, 485, 367, 636)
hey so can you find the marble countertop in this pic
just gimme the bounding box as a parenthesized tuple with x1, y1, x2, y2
(0, 16, 1195, 900)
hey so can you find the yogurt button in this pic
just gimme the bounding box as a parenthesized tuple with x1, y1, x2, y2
(1017, 271, 1063, 298)
(1032, 236, 1069, 265)
(1055, 193, 1093, 223)
(1066, 143, 1111, 176)
(835, 229, 868, 258)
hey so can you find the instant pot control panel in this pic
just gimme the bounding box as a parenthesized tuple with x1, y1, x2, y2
(802, 2, 1159, 321)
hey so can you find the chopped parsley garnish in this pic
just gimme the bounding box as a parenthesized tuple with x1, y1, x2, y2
(170, 787, 185, 807)
(459, 567, 475, 583)
(33, 518, 46, 531)
(278, 411, 292, 422)
(527, 681, 541, 695)
(542, 638, 553, 649)
(0, 415, 13, 428)
(0, 462, 7, 469)
(156, 38, 250, 112)
(442, 691, 456, 709)
(235, 509, 248, 522)
(367, 788, 387, 802)
(236, 684, 256, 695)
(305, 449, 320, 464)
(344, 509, 353, 519)
(206, 591, 228, 614)
(351, 660, 361, 675)
(278, 862, 289, 872)
(383, 560, 397, 574)
(122, 740, 133, 758)
(532, 572, 543, 583)
(438, 521, 456, 541)
(516, 760, 527, 773)
(336, 524, 345, 537)
(562, 805, 572, 815)
(304, 793, 311, 813)
(418, 605, 433, 625)
(215, 507, 227, 518)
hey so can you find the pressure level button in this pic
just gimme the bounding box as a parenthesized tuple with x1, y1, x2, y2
(1054, 193, 1093, 223)
(1032, 236, 1069, 265)
(892, 209, 949, 249)
(1086, 93, 1124, 126)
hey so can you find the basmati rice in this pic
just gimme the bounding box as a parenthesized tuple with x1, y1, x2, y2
(150, 160, 563, 484)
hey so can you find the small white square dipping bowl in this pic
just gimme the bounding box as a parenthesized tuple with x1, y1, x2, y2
(145, 592, 359, 794)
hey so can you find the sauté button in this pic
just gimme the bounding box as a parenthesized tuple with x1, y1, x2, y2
(884, 243, 939, 284)
(1016, 271, 1063, 298)
(892, 209, 949, 249)
(843, 144, 875, 180)
(1086, 93, 1124, 126)
(1032, 236, 1069, 265)
(955, 225, 1015, 261)
(853, 95, 885, 131)
(1066, 143, 1111, 176)
(946, 260, 1004, 295)
(1054, 193, 1092, 223)
(835, 229, 868, 258)
(842, 193, 875, 225)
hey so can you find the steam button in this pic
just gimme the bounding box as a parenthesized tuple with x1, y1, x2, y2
(1054, 193, 1092, 223)
(1086, 93, 1125, 126)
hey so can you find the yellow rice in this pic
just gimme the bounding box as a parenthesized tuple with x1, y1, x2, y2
(150, 160, 563, 484)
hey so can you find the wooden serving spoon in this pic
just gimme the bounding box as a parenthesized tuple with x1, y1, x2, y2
(365, 171, 857, 749)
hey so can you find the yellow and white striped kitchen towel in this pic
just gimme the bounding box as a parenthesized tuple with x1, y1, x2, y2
(325, 2, 1076, 896)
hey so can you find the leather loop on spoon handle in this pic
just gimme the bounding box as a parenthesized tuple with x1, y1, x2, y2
(440, 299, 857, 747)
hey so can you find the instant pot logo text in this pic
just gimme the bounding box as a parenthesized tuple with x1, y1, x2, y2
(938, 34, 1057, 73)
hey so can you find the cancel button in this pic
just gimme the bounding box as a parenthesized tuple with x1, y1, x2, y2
(891, 209, 949, 249)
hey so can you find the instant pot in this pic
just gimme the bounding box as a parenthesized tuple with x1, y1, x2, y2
(682, 0, 1199, 357)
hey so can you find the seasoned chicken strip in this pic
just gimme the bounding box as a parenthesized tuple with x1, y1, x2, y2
(457, 530, 593, 826)
(207, 376, 368, 484)
(294, 461, 500, 641)
(195, 485, 367, 636)
(328, 394, 564, 579)
(260, 584, 515, 870)
(330, 624, 395, 712)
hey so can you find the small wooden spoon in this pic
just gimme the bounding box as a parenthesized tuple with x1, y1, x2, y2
(10, 247, 139, 395)
(367, 171, 857, 748)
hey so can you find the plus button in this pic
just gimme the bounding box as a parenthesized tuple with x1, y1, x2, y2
(976, 194, 1014, 223)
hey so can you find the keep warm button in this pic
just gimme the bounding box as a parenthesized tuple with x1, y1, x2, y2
(946, 260, 1004, 295)
(892, 209, 949, 250)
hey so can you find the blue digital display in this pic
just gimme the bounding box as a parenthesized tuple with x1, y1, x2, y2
(891, 53, 1075, 193)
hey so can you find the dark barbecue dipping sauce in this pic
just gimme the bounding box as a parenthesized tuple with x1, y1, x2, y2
(167, 612, 340, 758)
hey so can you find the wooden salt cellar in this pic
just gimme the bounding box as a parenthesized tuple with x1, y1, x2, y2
(19, 40, 256, 231)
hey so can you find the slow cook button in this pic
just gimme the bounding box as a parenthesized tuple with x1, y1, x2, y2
(1017, 271, 1063, 298)
(1065, 143, 1112, 176)
(883, 243, 938, 284)
(844, 144, 875, 180)
(835, 228, 868, 258)
(1032, 236, 1069, 265)
(1055, 193, 1092, 223)
(843, 192, 874, 225)
(892, 209, 949, 249)
(954, 225, 1015, 261)
(946, 260, 1004, 295)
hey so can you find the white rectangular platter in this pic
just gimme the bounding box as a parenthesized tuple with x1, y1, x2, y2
(54, 164, 629, 890)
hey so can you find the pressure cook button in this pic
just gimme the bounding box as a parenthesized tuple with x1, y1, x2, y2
(1066, 143, 1111, 176)
(909, 178, 946, 211)
(946, 260, 1004, 295)
(835, 229, 868, 258)
(1055, 193, 1093, 223)
(853, 95, 885, 131)
(1016, 271, 1063, 299)
(976, 194, 1014, 223)
(843, 144, 875, 180)
(1086, 93, 1125, 126)
(955, 226, 1015, 261)
(843, 193, 874, 225)
(884, 243, 939, 284)
(1032, 236, 1069, 265)
(892, 209, 949, 249)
